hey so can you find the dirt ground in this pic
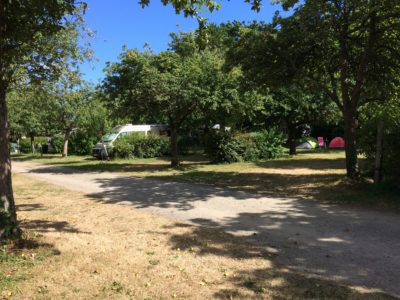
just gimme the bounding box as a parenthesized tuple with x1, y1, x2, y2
(2, 174, 396, 300)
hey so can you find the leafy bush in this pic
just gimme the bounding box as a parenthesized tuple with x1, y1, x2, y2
(133, 134, 170, 158)
(111, 133, 170, 159)
(19, 136, 49, 153)
(19, 138, 32, 153)
(206, 129, 285, 163)
(69, 131, 99, 155)
(50, 135, 64, 154)
(111, 136, 133, 159)
(358, 101, 400, 183)
(35, 136, 48, 145)
(205, 132, 246, 163)
(251, 129, 286, 159)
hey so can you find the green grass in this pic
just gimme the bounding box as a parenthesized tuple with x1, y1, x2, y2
(12, 151, 400, 210)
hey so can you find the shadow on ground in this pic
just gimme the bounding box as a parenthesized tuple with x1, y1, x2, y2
(17, 203, 47, 212)
(16, 203, 91, 235)
(51, 172, 400, 296)
(164, 223, 399, 299)
(17, 158, 400, 297)
(19, 219, 91, 234)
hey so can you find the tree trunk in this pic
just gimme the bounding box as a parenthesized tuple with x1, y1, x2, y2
(0, 84, 20, 240)
(170, 126, 179, 167)
(219, 119, 226, 132)
(30, 134, 35, 154)
(374, 119, 384, 184)
(287, 123, 297, 155)
(62, 129, 71, 157)
(343, 107, 360, 179)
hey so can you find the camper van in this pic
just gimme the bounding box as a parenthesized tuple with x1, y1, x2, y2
(92, 124, 168, 159)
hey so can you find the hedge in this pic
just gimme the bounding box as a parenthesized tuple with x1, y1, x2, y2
(205, 129, 285, 163)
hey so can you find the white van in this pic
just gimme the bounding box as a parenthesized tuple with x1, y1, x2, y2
(92, 124, 169, 159)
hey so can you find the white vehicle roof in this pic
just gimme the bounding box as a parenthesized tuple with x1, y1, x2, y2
(113, 124, 168, 133)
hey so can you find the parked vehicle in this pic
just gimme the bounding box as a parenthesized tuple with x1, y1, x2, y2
(10, 143, 19, 154)
(92, 124, 169, 159)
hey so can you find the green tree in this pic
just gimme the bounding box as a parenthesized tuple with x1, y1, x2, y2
(46, 71, 86, 157)
(266, 86, 336, 155)
(169, 27, 265, 134)
(226, 1, 400, 179)
(283, 0, 400, 179)
(0, 0, 84, 239)
(103, 49, 222, 166)
(69, 89, 112, 155)
(8, 89, 51, 153)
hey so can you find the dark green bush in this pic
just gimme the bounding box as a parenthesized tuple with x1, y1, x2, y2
(69, 131, 99, 155)
(19, 136, 49, 153)
(205, 131, 246, 163)
(111, 133, 170, 159)
(358, 101, 400, 183)
(50, 135, 64, 154)
(19, 138, 32, 153)
(251, 129, 286, 159)
(205, 129, 285, 163)
(111, 136, 133, 158)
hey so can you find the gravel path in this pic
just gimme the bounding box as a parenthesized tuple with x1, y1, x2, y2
(13, 161, 400, 297)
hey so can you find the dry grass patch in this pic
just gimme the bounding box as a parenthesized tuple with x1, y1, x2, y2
(1, 174, 396, 299)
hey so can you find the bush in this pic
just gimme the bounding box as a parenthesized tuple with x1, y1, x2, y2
(358, 101, 400, 183)
(111, 136, 133, 158)
(251, 129, 286, 159)
(69, 131, 99, 155)
(205, 129, 285, 163)
(205, 131, 247, 163)
(19, 136, 49, 153)
(50, 135, 64, 154)
(35, 136, 48, 145)
(111, 133, 170, 159)
(19, 138, 32, 153)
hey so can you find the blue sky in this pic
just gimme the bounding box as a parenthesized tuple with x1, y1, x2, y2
(80, 0, 280, 83)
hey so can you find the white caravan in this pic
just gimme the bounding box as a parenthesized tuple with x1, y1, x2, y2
(92, 124, 168, 159)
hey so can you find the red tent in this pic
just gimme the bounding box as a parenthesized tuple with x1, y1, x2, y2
(329, 137, 345, 149)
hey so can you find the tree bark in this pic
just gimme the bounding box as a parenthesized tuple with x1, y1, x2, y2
(30, 134, 35, 154)
(62, 129, 71, 157)
(374, 119, 384, 184)
(170, 126, 179, 167)
(343, 106, 360, 179)
(0, 83, 20, 240)
(287, 123, 297, 155)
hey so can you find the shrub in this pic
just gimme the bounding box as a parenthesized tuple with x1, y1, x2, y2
(35, 136, 48, 145)
(205, 129, 285, 163)
(358, 101, 400, 183)
(251, 129, 286, 159)
(19, 136, 49, 153)
(111, 133, 170, 159)
(69, 131, 99, 155)
(111, 136, 133, 159)
(19, 138, 32, 153)
(133, 134, 170, 158)
(205, 131, 246, 163)
(50, 135, 64, 154)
